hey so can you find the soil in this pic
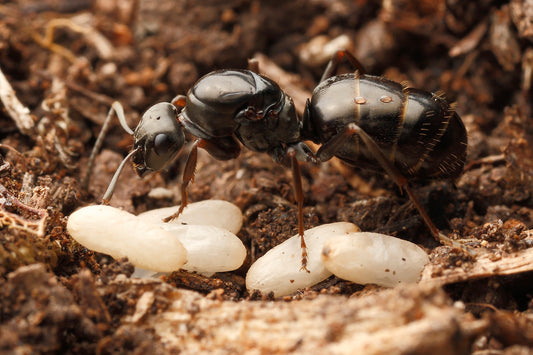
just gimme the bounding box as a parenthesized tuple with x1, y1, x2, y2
(1, 0, 533, 354)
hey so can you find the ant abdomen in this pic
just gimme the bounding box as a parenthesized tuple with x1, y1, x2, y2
(305, 73, 467, 180)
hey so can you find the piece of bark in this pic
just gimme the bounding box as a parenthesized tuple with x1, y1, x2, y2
(421, 231, 533, 287)
(0, 64, 34, 135)
(118, 278, 483, 355)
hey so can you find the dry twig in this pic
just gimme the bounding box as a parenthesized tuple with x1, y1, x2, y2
(0, 64, 34, 135)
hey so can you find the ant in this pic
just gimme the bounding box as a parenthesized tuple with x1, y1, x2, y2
(84, 50, 468, 272)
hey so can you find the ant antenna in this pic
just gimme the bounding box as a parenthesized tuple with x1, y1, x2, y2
(101, 146, 140, 204)
(81, 101, 135, 191)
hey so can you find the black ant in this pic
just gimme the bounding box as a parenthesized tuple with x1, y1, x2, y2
(85, 50, 468, 272)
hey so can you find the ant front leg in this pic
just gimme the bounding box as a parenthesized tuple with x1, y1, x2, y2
(320, 49, 366, 82)
(163, 139, 199, 222)
(317, 123, 470, 252)
(163, 135, 242, 222)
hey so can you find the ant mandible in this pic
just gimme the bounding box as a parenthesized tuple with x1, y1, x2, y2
(84, 50, 468, 272)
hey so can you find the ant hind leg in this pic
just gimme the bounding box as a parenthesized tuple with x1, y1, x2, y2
(317, 123, 473, 253)
(320, 50, 366, 82)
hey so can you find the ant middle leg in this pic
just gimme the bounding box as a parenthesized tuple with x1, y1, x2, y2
(276, 142, 316, 272)
(287, 147, 309, 273)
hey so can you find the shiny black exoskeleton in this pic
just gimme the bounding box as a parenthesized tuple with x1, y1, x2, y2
(132, 69, 313, 179)
(303, 72, 467, 180)
(98, 50, 469, 270)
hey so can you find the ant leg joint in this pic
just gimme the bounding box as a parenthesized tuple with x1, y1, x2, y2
(345, 123, 359, 135)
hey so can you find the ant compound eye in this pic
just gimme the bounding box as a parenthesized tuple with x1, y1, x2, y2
(153, 133, 173, 156)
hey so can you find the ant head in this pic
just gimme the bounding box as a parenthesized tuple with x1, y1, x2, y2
(132, 102, 185, 177)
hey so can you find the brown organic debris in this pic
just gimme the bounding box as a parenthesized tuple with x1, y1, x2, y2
(1, 1, 533, 354)
(122, 279, 484, 355)
(0, 184, 48, 237)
